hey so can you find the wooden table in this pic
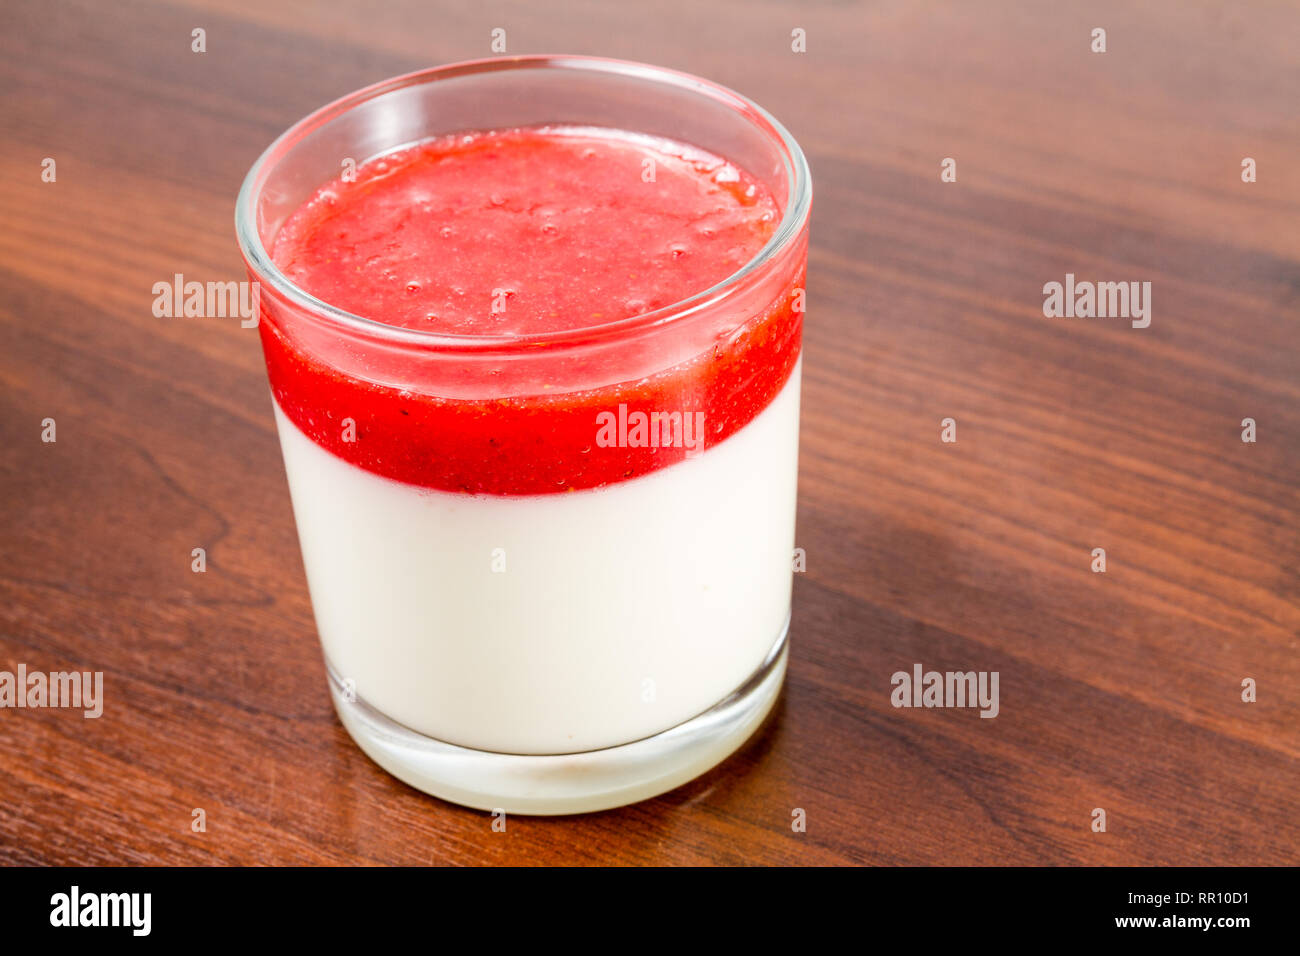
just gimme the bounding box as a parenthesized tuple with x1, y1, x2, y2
(1, 0, 1296, 865)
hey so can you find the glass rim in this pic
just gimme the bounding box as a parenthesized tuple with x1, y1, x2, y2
(234, 54, 812, 352)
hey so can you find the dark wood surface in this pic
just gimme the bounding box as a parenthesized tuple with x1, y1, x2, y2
(1, 0, 1296, 865)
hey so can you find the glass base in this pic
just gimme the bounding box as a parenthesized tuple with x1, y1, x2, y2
(325, 614, 789, 815)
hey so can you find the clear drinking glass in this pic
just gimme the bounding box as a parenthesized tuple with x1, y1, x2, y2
(235, 55, 811, 813)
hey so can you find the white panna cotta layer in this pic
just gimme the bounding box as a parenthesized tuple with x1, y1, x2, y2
(273, 362, 800, 755)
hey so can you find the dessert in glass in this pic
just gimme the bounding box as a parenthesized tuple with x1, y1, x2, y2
(235, 56, 811, 813)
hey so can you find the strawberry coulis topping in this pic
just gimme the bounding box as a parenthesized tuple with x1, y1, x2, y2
(263, 126, 801, 495)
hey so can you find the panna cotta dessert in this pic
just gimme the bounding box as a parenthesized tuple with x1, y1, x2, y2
(236, 57, 811, 813)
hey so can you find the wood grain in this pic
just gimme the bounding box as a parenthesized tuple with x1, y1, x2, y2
(0, 0, 1296, 865)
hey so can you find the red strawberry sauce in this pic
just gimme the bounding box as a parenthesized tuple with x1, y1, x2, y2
(262, 126, 802, 495)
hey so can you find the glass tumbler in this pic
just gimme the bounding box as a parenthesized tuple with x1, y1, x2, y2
(235, 55, 811, 814)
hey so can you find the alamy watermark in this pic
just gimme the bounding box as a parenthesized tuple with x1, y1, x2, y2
(0, 664, 103, 718)
(1043, 273, 1151, 328)
(595, 406, 706, 457)
(50, 886, 150, 936)
(891, 663, 999, 718)
(152, 273, 259, 327)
